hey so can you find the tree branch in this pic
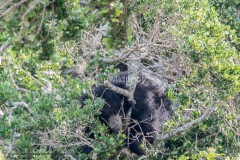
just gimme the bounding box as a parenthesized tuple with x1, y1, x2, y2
(8, 102, 31, 129)
(7, 60, 31, 93)
(21, 0, 40, 22)
(0, 40, 10, 55)
(104, 81, 132, 99)
(10, 102, 31, 119)
(0, 0, 29, 18)
(155, 105, 214, 142)
(99, 49, 135, 63)
(6, 101, 31, 157)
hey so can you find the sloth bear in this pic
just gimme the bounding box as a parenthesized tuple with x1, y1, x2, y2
(80, 72, 173, 155)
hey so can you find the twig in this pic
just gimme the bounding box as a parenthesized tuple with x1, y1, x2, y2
(0, 0, 13, 10)
(12, 102, 30, 112)
(36, 1, 46, 35)
(0, 40, 10, 55)
(6, 101, 30, 157)
(108, 148, 124, 160)
(155, 106, 214, 142)
(8, 103, 31, 127)
(7, 60, 31, 93)
(0, 0, 29, 18)
(21, 0, 40, 22)
(99, 49, 135, 63)
(64, 154, 77, 160)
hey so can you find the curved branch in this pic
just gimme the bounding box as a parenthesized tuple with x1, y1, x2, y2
(155, 105, 214, 142)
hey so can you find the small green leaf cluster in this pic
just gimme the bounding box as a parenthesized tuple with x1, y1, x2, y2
(210, 0, 240, 51)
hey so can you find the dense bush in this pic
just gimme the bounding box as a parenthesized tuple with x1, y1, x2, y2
(0, 0, 239, 159)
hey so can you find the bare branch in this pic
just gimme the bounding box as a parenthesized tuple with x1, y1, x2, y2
(7, 60, 31, 93)
(64, 154, 77, 160)
(11, 102, 30, 116)
(0, 0, 13, 10)
(99, 49, 135, 63)
(0, 56, 6, 65)
(36, 1, 46, 35)
(104, 81, 132, 99)
(0, 0, 29, 18)
(108, 148, 125, 160)
(21, 0, 40, 21)
(0, 40, 10, 55)
(8, 102, 31, 126)
(126, 50, 142, 102)
(155, 106, 214, 142)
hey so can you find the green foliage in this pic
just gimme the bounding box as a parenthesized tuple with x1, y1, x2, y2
(0, 46, 125, 159)
(209, 0, 240, 50)
(156, 0, 239, 158)
(88, 0, 127, 48)
(0, 0, 86, 59)
(0, 150, 6, 160)
(0, 0, 239, 159)
(170, 0, 239, 93)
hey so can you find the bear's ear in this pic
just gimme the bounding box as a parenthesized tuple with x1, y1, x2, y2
(116, 62, 128, 72)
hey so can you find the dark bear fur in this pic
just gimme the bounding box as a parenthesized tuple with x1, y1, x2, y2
(80, 72, 173, 155)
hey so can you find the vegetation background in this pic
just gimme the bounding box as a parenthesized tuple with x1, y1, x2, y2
(0, 0, 239, 159)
